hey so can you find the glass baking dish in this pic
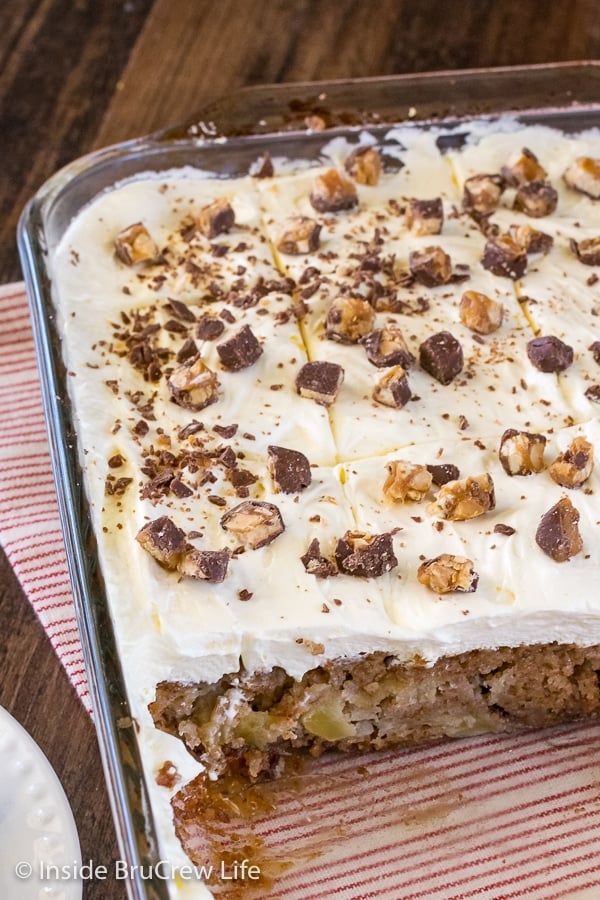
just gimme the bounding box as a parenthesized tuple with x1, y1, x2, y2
(17, 62, 600, 900)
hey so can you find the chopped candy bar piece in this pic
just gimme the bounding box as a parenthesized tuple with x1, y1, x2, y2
(296, 360, 344, 406)
(326, 296, 375, 343)
(405, 198, 444, 236)
(267, 445, 312, 493)
(527, 336, 574, 373)
(419, 331, 463, 385)
(549, 437, 594, 488)
(344, 146, 382, 186)
(513, 180, 558, 218)
(372, 365, 411, 408)
(360, 326, 413, 369)
(459, 290, 503, 334)
(418, 554, 478, 593)
(498, 429, 546, 476)
(335, 531, 397, 578)
(167, 357, 219, 410)
(384, 460, 432, 502)
(136, 517, 186, 570)
(481, 234, 527, 279)
(220, 500, 284, 550)
(570, 236, 600, 266)
(563, 157, 600, 199)
(276, 216, 321, 254)
(196, 198, 235, 238)
(301, 539, 337, 578)
(501, 148, 547, 186)
(114, 223, 158, 266)
(462, 174, 504, 216)
(409, 245, 452, 287)
(216, 325, 263, 371)
(535, 497, 583, 562)
(428, 473, 496, 521)
(309, 169, 358, 213)
(178, 548, 230, 582)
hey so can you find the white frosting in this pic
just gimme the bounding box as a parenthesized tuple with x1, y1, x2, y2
(49, 123, 600, 895)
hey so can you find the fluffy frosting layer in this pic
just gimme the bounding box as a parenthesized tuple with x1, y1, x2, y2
(50, 123, 600, 886)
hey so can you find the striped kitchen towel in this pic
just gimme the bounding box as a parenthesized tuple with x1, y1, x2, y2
(2, 279, 600, 899)
(0, 282, 91, 712)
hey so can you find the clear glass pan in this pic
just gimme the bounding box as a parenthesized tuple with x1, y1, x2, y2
(17, 62, 600, 899)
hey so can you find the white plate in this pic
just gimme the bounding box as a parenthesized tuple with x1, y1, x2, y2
(0, 706, 82, 899)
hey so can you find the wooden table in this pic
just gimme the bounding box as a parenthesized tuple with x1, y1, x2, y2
(1, 1, 599, 896)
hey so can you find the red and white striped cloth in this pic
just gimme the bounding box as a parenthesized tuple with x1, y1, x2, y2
(2, 280, 600, 898)
(0, 283, 91, 712)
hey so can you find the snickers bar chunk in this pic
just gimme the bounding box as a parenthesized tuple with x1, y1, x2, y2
(167, 357, 220, 410)
(418, 554, 478, 594)
(459, 290, 503, 335)
(405, 197, 444, 236)
(481, 234, 528, 279)
(195, 198, 235, 238)
(419, 331, 463, 385)
(216, 325, 263, 371)
(178, 548, 230, 583)
(344, 146, 382, 186)
(296, 360, 344, 406)
(409, 246, 452, 287)
(536, 497, 583, 562)
(220, 500, 284, 550)
(372, 366, 411, 409)
(326, 296, 375, 343)
(335, 531, 398, 578)
(508, 223, 553, 256)
(136, 517, 187, 571)
(301, 539, 337, 578)
(570, 236, 600, 266)
(513, 181, 558, 218)
(501, 148, 547, 187)
(563, 157, 600, 199)
(527, 336, 574, 374)
(360, 326, 413, 369)
(267, 445, 312, 493)
(309, 169, 358, 213)
(462, 173, 504, 216)
(114, 222, 159, 266)
(276, 216, 321, 255)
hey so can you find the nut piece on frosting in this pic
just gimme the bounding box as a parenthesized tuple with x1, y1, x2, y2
(178, 547, 230, 583)
(481, 234, 528, 279)
(569, 236, 600, 266)
(360, 326, 414, 369)
(563, 157, 600, 199)
(513, 181, 558, 218)
(276, 216, 321, 255)
(498, 428, 547, 476)
(220, 500, 284, 550)
(409, 246, 452, 287)
(195, 198, 235, 238)
(372, 366, 411, 409)
(548, 437, 594, 489)
(459, 290, 503, 334)
(267, 445, 312, 494)
(428, 473, 496, 521)
(114, 223, 159, 266)
(296, 360, 344, 406)
(501, 148, 547, 186)
(405, 198, 444, 236)
(384, 460, 433, 502)
(344, 146, 382, 186)
(508, 223, 554, 256)
(526, 335, 574, 373)
(309, 169, 358, 213)
(535, 496, 583, 562)
(136, 516, 187, 571)
(462, 174, 504, 216)
(216, 325, 263, 371)
(326, 296, 375, 343)
(301, 538, 338, 578)
(419, 331, 464, 385)
(417, 554, 479, 594)
(167, 357, 220, 410)
(335, 531, 398, 578)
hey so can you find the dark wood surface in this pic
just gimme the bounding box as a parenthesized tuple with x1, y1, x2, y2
(1, 1, 600, 897)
